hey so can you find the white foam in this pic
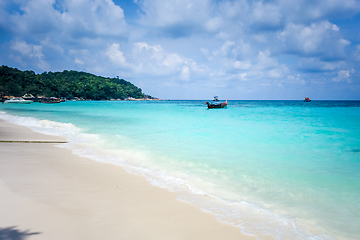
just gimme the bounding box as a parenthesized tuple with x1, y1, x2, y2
(0, 111, 80, 138)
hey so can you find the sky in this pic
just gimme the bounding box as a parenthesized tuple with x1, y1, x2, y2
(1, 0, 360, 100)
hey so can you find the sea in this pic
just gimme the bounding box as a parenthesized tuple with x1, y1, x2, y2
(1, 100, 359, 240)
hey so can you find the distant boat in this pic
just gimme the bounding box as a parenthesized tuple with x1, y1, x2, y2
(4, 97, 32, 104)
(39, 97, 61, 103)
(206, 96, 228, 109)
(304, 97, 311, 102)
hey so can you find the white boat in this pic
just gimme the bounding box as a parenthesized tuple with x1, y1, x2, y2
(4, 97, 33, 104)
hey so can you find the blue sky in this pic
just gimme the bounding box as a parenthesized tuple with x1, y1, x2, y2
(1, 0, 360, 100)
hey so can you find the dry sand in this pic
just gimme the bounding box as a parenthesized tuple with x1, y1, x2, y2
(0, 119, 255, 240)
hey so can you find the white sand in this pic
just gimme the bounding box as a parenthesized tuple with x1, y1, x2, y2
(0, 120, 255, 240)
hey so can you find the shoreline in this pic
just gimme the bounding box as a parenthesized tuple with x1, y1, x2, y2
(0, 119, 255, 240)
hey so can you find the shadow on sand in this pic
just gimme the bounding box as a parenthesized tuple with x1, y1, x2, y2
(0, 226, 41, 240)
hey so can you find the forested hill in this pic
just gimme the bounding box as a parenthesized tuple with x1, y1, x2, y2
(0, 65, 153, 100)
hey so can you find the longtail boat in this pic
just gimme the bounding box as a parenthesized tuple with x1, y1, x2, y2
(206, 96, 227, 109)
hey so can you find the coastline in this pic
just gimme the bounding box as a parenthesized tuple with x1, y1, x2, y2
(0, 119, 255, 240)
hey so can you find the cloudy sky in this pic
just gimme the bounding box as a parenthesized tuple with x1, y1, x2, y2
(1, 0, 360, 99)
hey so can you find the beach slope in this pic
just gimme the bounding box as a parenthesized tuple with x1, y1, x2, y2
(0, 120, 254, 240)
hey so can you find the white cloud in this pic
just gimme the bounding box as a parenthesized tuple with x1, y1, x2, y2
(138, 0, 212, 30)
(220, 41, 235, 56)
(356, 45, 360, 60)
(275, 0, 360, 23)
(253, 34, 267, 43)
(11, 40, 37, 56)
(332, 24, 340, 31)
(218, 0, 249, 19)
(10, 40, 44, 59)
(130, 42, 210, 85)
(0, 0, 127, 41)
(251, 2, 282, 28)
(298, 57, 346, 72)
(74, 58, 84, 65)
(69, 49, 91, 65)
(339, 38, 351, 46)
(205, 17, 223, 32)
(233, 61, 251, 70)
(333, 70, 350, 82)
(256, 50, 279, 70)
(267, 69, 282, 78)
(69, 49, 90, 56)
(200, 47, 213, 61)
(10, 40, 49, 70)
(277, 21, 350, 58)
(132, 42, 186, 76)
(287, 74, 305, 85)
(180, 66, 190, 80)
(105, 43, 127, 66)
(40, 37, 64, 54)
(331, 68, 355, 83)
(61, 0, 127, 37)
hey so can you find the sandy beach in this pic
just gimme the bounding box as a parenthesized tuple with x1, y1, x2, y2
(0, 119, 254, 240)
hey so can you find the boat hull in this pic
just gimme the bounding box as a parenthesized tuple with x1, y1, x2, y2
(39, 101, 60, 103)
(206, 99, 228, 109)
(39, 98, 61, 103)
(4, 99, 32, 104)
(4, 101, 32, 104)
(206, 102, 227, 109)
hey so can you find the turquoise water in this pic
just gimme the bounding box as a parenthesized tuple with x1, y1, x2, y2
(1, 100, 359, 239)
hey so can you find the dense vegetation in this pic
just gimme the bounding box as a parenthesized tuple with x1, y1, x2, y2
(0, 65, 152, 100)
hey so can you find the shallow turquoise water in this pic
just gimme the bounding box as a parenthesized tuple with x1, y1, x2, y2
(1, 100, 359, 239)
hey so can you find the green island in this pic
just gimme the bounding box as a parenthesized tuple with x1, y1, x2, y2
(0, 65, 155, 100)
